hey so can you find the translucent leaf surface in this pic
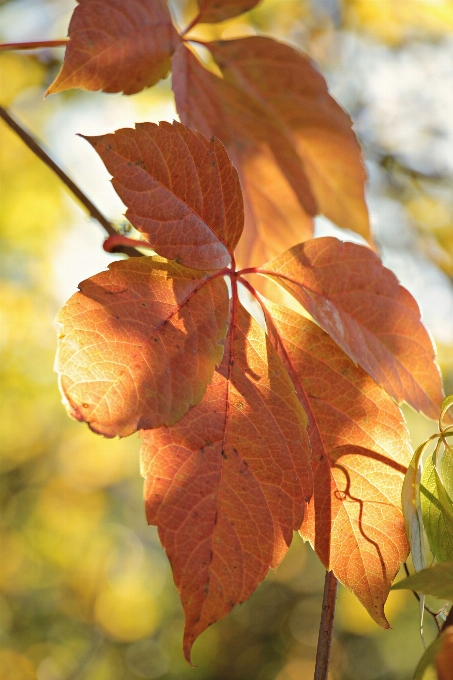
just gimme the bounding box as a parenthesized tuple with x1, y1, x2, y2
(263, 300, 411, 626)
(141, 300, 311, 661)
(261, 237, 444, 418)
(55, 257, 229, 437)
(85, 122, 243, 270)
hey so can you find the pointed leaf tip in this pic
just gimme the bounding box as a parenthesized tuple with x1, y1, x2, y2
(84, 122, 244, 271)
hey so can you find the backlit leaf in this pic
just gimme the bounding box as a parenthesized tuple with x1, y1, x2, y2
(47, 0, 180, 95)
(263, 300, 411, 626)
(85, 121, 243, 270)
(173, 38, 369, 266)
(194, 0, 261, 24)
(261, 237, 444, 419)
(55, 256, 228, 438)
(421, 447, 453, 563)
(391, 562, 453, 601)
(141, 299, 312, 661)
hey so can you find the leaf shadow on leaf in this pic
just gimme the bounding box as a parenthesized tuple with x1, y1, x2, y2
(333, 459, 395, 583)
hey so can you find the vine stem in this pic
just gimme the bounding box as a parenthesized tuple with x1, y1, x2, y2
(314, 571, 338, 680)
(0, 104, 141, 257)
(0, 39, 68, 51)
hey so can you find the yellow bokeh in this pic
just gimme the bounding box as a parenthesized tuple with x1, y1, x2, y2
(335, 584, 412, 635)
(0, 53, 45, 106)
(0, 648, 37, 680)
(94, 577, 159, 641)
(57, 427, 138, 490)
(344, 0, 453, 43)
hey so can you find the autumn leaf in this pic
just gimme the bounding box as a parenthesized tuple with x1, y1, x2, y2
(259, 237, 444, 419)
(84, 121, 244, 271)
(141, 299, 312, 662)
(173, 38, 369, 265)
(192, 0, 261, 24)
(46, 1, 370, 265)
(262, 300, 411, 626)
(55, 256, 228, 437)
(54, 120, 444, 659)
(46, 0, 180, 95)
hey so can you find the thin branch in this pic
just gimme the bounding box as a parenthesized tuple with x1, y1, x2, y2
(0, 105, 141, 257)
(441, 605, 453, 633)
(314, 571, 338, 680)
(0, 40, 68, 51)
(403, 563, 443, 632)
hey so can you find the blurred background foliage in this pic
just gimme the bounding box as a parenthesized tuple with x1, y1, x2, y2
(0, 0, 452, 678)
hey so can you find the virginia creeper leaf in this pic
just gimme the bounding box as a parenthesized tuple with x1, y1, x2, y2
(47, 0, 180, 96)
(392, 562, 453, 601)
(55, 256, 228, 438)
(263, 300, 411, 627)
(261, 237, 444, 419)
(193, 0, 261, 24)
(84, 121, 243, 270)
(173, 38, 369, 266)
(421, 447, 453, 563)
(141, 299, 312, 661)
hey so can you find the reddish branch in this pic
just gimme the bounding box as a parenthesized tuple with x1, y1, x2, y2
(314, 571, 338, 680)
(0, 105, 141, 257)
(0, 40, 68, 51)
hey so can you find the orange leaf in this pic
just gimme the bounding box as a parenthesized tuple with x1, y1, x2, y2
(46, 0, 179, 95)
(193, 0, 261, 24)
(55, 256, 228, 438)
(141, 298, 312, 661)
(172, 38, 369, 265)
(84, 121, 244, 270)
(260, 237, 444, 419)
(263, 300, 411, 626)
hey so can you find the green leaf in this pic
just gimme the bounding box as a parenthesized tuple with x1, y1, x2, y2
(421, 446, 453, 563)
(392, 562, 453, 601)
(402, 441, 431, 573)
(440, 394, 453, 426)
